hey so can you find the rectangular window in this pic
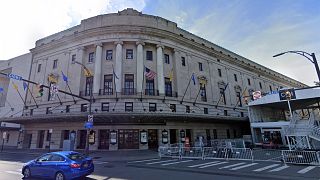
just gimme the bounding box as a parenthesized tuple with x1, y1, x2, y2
(46, 107, 52, 114)
(145, 79, 155, 95)
(165, 78, 172, 97)
(37, 64, 42, 73)
(204, 108, 208, 114)
(186, 106, 190, 113)
(88, 52, 95, 63)
(234, 74, 237, 82)
(236, 92, 242, 107)
(146, 51, 153, 61)
(103, 74, 113, 95)
(106, 50, 113, 60)
(181, 57, 186, 66)
(149, 103, 157, 112)
(124, 74, 134, 95)
(224, 110, 228, 116)
(81, 104, 88, 112)
(71, 54, 76, 64)
(199, 62, 203, 71)
(101, 103, 109, 112)
(259, 82, 262, 89)
(269, 85, 272, 92)
(213, 129, 217, 139)
(53, 59, 58, 69)
(226, 129, 230, 139)
(200, 84, 207, 102)
(125, 102, 133, 112)
(170, 104, 176, 112)
(220, 88, 226, 105)
(66, 105, 70, 113)
(218, 69, 222, 77)
(85, 77, 93, 96)
(126, 49, 133, 59)
(247, 78, 251, 85)
(164, 54, 170, 64)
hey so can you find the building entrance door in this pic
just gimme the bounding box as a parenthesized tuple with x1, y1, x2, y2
(23, 134, 32, 149)
(77, 130, 87, 149)
(118, 129, 139, 149)
(37, 130, 45, 148)
(170, 129, 177, 144)
(99, 130, 109, 149)
(148, 129, 158, 149)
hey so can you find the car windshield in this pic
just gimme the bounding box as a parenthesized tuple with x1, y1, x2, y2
(67, 153, 86, 161)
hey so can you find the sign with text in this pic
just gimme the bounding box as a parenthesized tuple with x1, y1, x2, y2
(279, 89, 296, 101)
(7, 73, 22, 81)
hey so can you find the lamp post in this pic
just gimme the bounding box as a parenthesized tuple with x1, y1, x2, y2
(273, 51, 320, 84)
(75, 61, 93, 156)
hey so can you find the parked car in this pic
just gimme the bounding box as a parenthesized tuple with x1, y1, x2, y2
(22, 151, 94, 180)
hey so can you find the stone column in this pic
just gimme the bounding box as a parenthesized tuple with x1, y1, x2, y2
(157, 44, 164, 95)
(76, 47, 85, 95)
(93, 43, 103, 94)
(136, 41, 145, 93)
(115, 41, 123, 93)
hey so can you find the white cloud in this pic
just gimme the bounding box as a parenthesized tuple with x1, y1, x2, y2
(0, 0, 146, 60)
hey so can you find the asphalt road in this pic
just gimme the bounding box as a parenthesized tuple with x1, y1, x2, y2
(0, 151, 319, 180)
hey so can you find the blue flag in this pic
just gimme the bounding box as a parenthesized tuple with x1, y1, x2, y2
(61, 71, 68, 82)
(23, 82, 28, 91)
(191, 73, 197, 85)
(0, 87, 3, 92)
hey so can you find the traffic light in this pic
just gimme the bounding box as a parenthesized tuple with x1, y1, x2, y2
(37, 84, 44, 97)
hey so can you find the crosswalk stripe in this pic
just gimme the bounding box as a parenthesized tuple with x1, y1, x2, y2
(188, 161, 220, 168)
(199, 161, 228, 169)
(162, 160, 193, 166)
(269, 165, 289, 172)
(94, 161, 109, 165)
(297, 166, 316, 174)
(253, 164, 280, 172)
(147, 159, 177, 165)
(219, 162, 246, 169)
(231, 163, 258, 170)
(128, 158, 160, 163)
(4, 171, 22, 175)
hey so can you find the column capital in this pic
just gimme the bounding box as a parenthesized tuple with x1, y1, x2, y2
(114, 41, 123, 45)
(77, 46, 86, 51)
(95, 42, 103, 47)
(136, 41, 145, 46)
(156, 44, 164, 49)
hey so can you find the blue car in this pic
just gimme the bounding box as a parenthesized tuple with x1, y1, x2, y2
(22, 151, 94, 180)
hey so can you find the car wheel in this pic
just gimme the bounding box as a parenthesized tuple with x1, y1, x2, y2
(55, 172, 65, 180)
(23, 167, 31, 179)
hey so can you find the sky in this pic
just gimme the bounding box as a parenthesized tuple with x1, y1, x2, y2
(1, 0, 319, 86)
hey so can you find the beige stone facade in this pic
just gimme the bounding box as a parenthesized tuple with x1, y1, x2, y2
(2, 9, 305, 151)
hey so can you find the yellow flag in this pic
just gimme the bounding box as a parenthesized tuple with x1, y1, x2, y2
(12, 82, 18, 91)
(48, 74, 58, 83)
(169, 68, 174, 82)
(84, 67, 93, 77)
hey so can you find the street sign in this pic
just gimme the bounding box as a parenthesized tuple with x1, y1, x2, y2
(7, 73, 22, 81)
(88, 115, 93, 122)
(84, 122, 93, 129)
(279, 89, 296, 101)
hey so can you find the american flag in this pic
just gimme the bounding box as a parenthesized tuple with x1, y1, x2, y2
(144, 67, 156, 80)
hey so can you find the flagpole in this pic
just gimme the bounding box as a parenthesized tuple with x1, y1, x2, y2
(112, 64, 118, 101)
(27, 86, 38, 108)
(193, 86, 201, 105)
(180, 74, 193, 104)
(215, 83, 229, 108)
(66, 83, 76, 104)
(233, 87, 247, 109)
(13, 83, 27, 108)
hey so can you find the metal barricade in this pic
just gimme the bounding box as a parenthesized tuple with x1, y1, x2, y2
(203, 147, 253, 161)
(158, 146, 180, 158)
(180, 147, 203, 159)
(282, 150, 320, 165)
(252, 148, 283, 162)
(203, 147, 228, 159)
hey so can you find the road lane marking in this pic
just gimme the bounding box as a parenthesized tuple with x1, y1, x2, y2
(231, 163, 258, 170)
(269, 165, 289, 172)
(199, 161, 228, 169)
(128, 158, 160, 163)
(94, 161, 109, 165)
(4, 171, 22, 175)
(219, 162, 246, 169)
(162, 160, 193, 166)
(297, 166, 316, 174)
(188, 161, 220, 168)
(147, 159, 177, 165)
(253, 164, 280, 172)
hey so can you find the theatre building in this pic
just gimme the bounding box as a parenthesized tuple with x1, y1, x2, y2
(1, 9, 305, 151)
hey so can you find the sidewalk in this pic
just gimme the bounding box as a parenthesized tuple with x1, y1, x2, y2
(0, 148, 159, 162)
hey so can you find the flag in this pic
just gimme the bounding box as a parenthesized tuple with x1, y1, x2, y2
(113, 68, 119, 79)
(83, 67, 93, 77)
(191, 73, 197, 85)
(61, 71, 68, 82)
(48, 74, 58, 83)
(144, 66, 156, 80)
(169, 68, 174, 82)
(12, 82, 18, 91)
(23, 81, 28, 91)
(0, 87, 3, 92)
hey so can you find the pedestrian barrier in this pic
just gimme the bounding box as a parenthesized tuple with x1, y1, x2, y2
(159, 145, 320, 166)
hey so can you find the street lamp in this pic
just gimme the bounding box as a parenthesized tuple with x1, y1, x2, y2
(273, 51, 320, 84)
(74, 61, 93, 156)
